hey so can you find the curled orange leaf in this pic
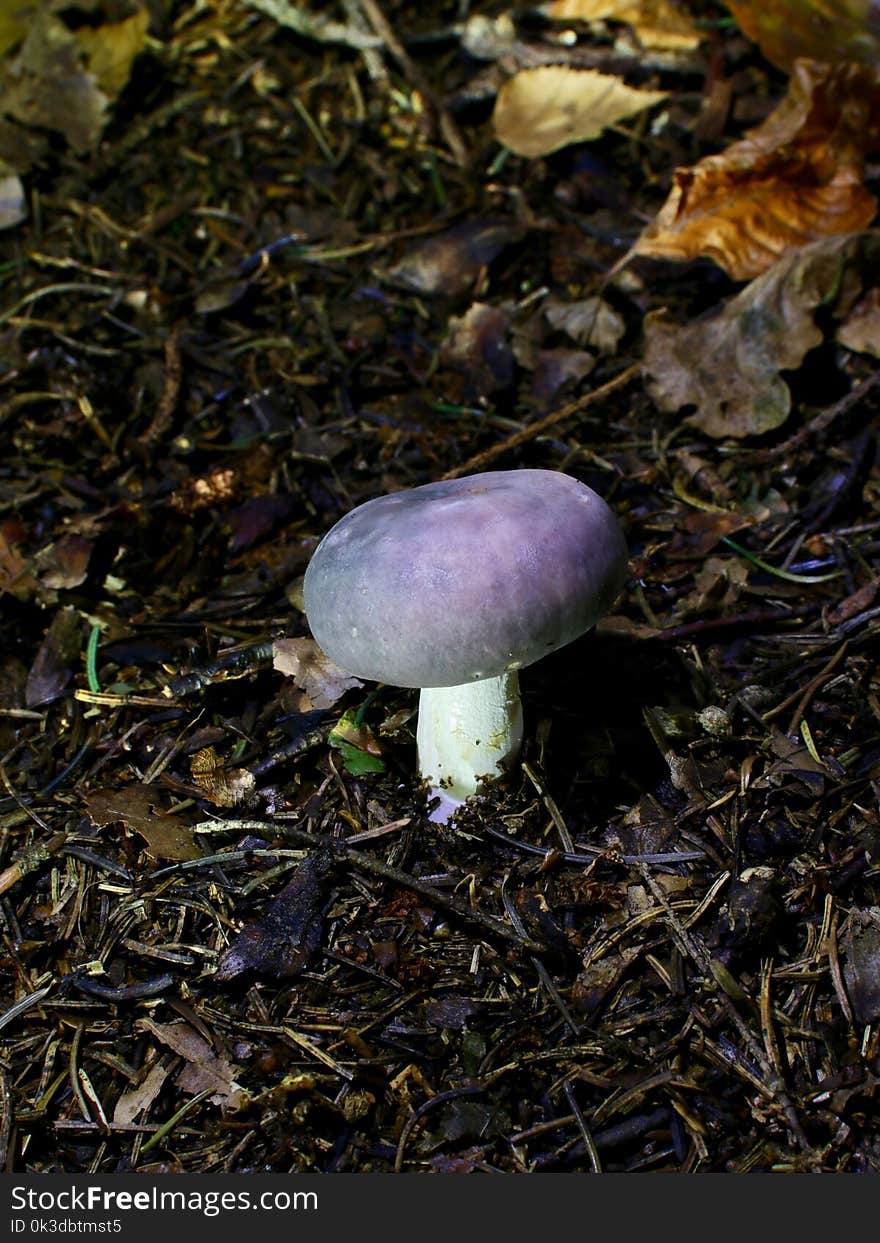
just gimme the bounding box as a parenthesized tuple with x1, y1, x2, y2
(634, 59, 880, 280)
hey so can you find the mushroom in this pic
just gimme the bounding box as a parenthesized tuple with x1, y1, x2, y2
(303, 469, 627, 822)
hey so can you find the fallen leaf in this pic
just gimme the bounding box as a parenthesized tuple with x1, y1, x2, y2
(74, 3, 150, 98)
(112, 1060, 172, 1125)
(274, 636, 363, 710)
(493, 66, 668, 158)
(1, 13, 109, 153)
(0, 520, 38, 602)
(543, 0, 703, 52)
(725, 0, 880, 71)
(643, 230, 880, 438)
(34, 534, 93, 591)
(683, 555, 750, 614)
(836, 286, 880, 356)
(190, 746, 256, 808)
(441, 302, 514, 396)
(544, 295, 626, 352)
(842, 907, 880, 1023)
(669, 509, 752, 558)
(138, 1019, 246, 1109)
(84, 783, 201, 861)
(531, 347, 596, 400)
(25, 606, 82, 706)
(634, 60, 880, 280)
(384, 218, 523, 297)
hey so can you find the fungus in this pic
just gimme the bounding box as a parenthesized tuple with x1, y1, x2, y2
(303, 469, 627, 822)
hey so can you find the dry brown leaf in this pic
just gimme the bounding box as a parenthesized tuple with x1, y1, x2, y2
(544, 295, 626, 352)
(190, 745, 256, 808)
(0, 521, 37, 601)
(836, 286, 880, 355)
(274, 636, 363, 710)
(34, 534, 93, 591)
(643, 230, 880, 438)
(0, 4, 148, 156)
(138, 1019, 246, 1109)
(543, 0, 703, 52)
(635, 59, 880, 280)
(84, 783, 201, 861)
(1, 14, 109, 153)
(74, 3, 150, 98)
(493, 66, 668, 158)
(441, 302, 514, 396)
(842, 907, 880, 1024)
(725, 0, 880, 71)
(112, 1059, 172, 1125)
(385, 218, 523, 297)
(25, 606, 82, 706)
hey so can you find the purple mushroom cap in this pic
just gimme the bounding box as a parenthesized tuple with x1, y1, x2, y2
(303, 469, 628, 689)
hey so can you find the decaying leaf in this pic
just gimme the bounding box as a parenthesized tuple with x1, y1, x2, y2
(112, 1059, 172, 1125)
(25, 606, 82, 706)
(543, 0, 703, 52)
(643, 230, 880, 438)
(493, 66, 668, 158)
(544, 295, 626, 353)
(1, 14, 108, 153)
(531, 347, 596, 399)
(190, 746, 256, 808)
(215, 853, 331, 982)
(836, 286, 880, 356)
(274, 636, 363, 710)
(384, 218, 523, 297)
(0, 520, 38, 602)
(441, 302, 514, 396)
(84, 783, 201, 862)
(842, 907, 880, 1024)
(34, 534, 93, 591)
(725, 0, 880, 71)
(634, 60, 880, 280)
(138, 1019, 246, 1109)
(73, 3, 150, 98)
(0, 3, 149, 156)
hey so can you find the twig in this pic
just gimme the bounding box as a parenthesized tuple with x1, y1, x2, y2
(637, 863, 812, 1152)
(358, 0, 470, 168)
(276, 821, 547, 954)
(137, 323, 183, 448)
(441, 362, 641, 480)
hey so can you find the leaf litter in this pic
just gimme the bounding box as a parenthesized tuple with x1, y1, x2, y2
(0, 0, 879, 1178)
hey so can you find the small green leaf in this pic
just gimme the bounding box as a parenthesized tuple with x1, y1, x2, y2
(329, 709, 386, 775)
(331, 740, 386, 776)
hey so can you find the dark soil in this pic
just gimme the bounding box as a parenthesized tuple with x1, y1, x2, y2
(1, 1, 879, 1174)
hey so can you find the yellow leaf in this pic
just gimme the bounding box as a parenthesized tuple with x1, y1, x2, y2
(0, 0, 33, 58)
(493, 65, 667, 158)
(74, 3, 150, 99)
(634, 59, 880, 280)
(544, 0, 703, 52)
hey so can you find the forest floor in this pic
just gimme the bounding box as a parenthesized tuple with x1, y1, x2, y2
(1, 0, 879, 1173)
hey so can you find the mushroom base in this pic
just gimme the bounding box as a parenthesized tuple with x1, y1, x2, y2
(417, 673, 524, 823)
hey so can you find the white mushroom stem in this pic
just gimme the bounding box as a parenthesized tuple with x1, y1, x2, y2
(416, 672, 524, 822)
